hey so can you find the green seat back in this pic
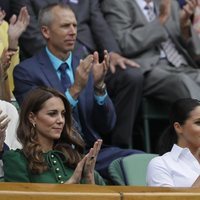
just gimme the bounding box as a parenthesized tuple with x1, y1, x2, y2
(108, 157, 125, 185)
(122, 153, 158, 186)
(0, 177, 4, 182)
(108, 153, 158, 186)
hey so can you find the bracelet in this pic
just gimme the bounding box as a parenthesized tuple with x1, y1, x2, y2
(181, 20, 191, 28)
(4, 74, 8, 81)
(2, 72, 8, 81)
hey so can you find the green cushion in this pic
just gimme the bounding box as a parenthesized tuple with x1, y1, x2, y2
(0, 177, 4, 182)
(122, 153, 158, 186)
(108, 157, 125, 185)
(108, 153, 158, 186)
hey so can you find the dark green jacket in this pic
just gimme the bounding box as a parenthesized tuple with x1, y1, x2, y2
(3, 149, 105, 185)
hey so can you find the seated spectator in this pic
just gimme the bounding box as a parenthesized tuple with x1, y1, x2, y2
(0, 99, 21, 178)
(3, 87, 104, 184)
(0, 6, 29, 101)
(101, 0, 200, 103)
(11, 0, 144, 149)
(147, 98, 200, 187)
(0, 0, 11, 22)
(13, 3, 143, 181)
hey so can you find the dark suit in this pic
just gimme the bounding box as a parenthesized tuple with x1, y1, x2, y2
(102, 0, 200, 102)
(13, 48, 143, 179)
(11, 0, 144, 149)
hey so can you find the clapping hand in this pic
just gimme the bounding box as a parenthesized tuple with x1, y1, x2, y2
(180, 0, 197, 23)
(92, 50, 109, 87)
(0, 109, 10, 151)
(180, 0, 198, 39)
(65, 139, 102, 184)
(8, 6, 30, 50)
(0, 49, 16, 75)
(82, 139, 102, 184)
(70, 54, 93, 99)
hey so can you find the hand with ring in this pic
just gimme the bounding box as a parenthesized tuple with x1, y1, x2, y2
(82, 139, 102, 184)
(65, 139, 102, 184)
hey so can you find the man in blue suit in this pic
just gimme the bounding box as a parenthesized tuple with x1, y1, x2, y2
(13, 3, 142, 180)
(11, 0, 144, 149)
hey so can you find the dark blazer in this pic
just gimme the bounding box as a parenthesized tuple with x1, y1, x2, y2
(13, 48, 116, 147)
(10, 0, 121, 59)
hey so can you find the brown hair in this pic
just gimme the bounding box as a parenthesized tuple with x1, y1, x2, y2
(17, 87, 85, 174)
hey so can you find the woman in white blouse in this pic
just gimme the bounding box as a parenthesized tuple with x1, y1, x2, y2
(147, 98, 200, 187)
(0, 100, 21, 177)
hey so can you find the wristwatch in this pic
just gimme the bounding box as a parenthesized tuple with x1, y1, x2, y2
(94, 82, 106, 96)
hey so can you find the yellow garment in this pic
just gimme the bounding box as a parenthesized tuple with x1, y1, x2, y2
(0, 20, 19, 99)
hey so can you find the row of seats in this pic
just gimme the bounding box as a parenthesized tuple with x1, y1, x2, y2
(0, 182, 200, 200)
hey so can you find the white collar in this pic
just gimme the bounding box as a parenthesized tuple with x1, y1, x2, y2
(170, 144, 195, 161)
(135, 0, 154, 10)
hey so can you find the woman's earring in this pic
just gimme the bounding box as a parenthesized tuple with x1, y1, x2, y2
(32, 123, 36, 128)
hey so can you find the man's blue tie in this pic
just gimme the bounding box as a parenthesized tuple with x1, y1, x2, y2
(59, 63, 71, 92)
(59, 63, 82, 136)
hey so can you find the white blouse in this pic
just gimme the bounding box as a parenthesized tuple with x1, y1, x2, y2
(0, 100, 21, 177)
(147, 144, 200, 187)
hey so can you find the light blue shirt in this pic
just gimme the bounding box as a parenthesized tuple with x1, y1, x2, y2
(46, 47, 74, 83)
(46, 47, 107, 106)
(46, 47, 77, 107)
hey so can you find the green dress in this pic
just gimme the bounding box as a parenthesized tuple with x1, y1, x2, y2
(3, 149, 105, 185)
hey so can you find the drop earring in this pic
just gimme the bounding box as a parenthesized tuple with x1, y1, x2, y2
(32, 122, 36, 128)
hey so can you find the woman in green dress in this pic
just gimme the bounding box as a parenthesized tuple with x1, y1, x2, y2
(3, 87, 104, 184)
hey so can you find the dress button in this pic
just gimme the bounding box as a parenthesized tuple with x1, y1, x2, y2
(51, 154, 55, 158)
(56, 168, 60, 172)
(58, 175, 62, 179)
(60, 181, 64, 184)
(53, 160, 57, 165)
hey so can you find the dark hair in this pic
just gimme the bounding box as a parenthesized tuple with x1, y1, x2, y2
(158, 98, 200, 155)
(18, 87, 85, 174)
(38, 3, 74, 28)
